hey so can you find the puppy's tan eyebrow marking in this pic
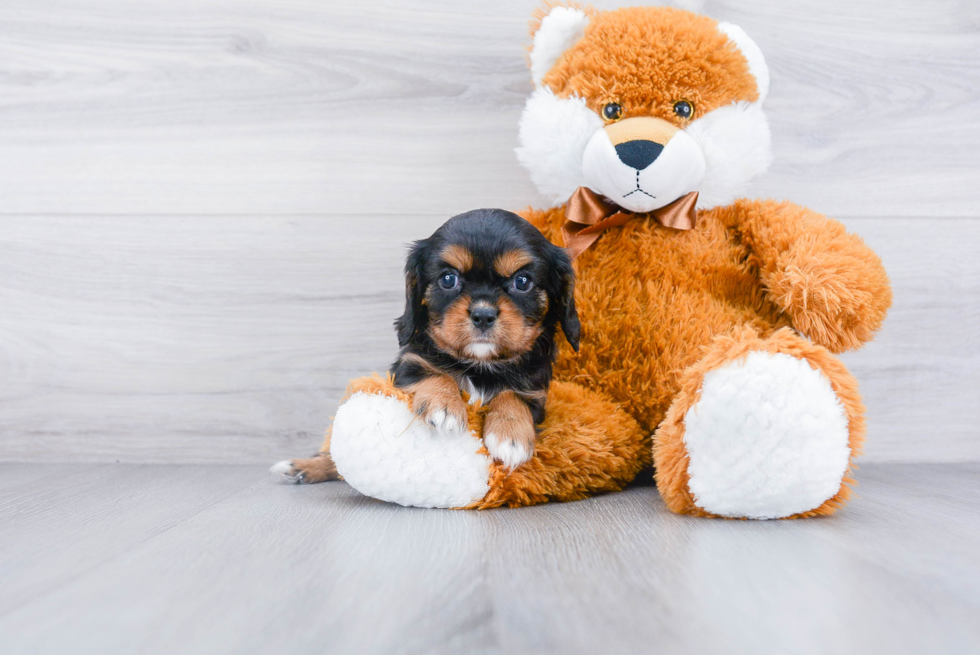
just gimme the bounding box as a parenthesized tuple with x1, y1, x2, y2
(494, 249, 534, 277)
(441, 244, 473, 272)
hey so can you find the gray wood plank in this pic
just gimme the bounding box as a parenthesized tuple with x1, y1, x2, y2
(0, 464, 495, 655)
(0, 213, 442, 463)
(1, 215, 976, 463)
(810, 463, 980, 609)
(0, 463, 91, 494)
(0, 464, 261, 616)
(837, 217, 980, 461)
(0, 0, 977, 217)
(481, 471, 980, 655)
(0, 463, 977, 655)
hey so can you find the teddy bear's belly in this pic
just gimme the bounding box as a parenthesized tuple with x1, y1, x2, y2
(553, 226, 789, 435)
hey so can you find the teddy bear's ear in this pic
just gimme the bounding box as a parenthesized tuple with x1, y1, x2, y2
(529, 5, 590, 87)
(717, 22, 770, 103)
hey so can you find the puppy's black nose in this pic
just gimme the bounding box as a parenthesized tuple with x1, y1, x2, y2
(470, 306, 498, 331)
(615, 140, 664, 170)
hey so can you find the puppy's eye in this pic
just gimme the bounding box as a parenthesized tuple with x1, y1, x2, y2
(513, 274, 533, 292)
(439, 272, 459, 290)
(673, 100, 694, 120)
(602, 102, 622, 122)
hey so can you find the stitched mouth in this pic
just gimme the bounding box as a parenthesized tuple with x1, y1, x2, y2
(622, 170, 655, 199)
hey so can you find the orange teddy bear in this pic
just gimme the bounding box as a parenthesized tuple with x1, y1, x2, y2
(273, 5, 891, 519)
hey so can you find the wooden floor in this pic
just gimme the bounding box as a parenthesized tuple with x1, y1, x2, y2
(0, 462, 977, 655)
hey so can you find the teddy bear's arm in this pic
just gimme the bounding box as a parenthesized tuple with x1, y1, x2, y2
(721, 199, 892, 353)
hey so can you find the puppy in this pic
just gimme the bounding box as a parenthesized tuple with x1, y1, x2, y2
(391, 208, 579, 469)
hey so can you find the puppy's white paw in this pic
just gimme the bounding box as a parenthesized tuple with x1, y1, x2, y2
(424, 408, 466, 435)
(270, 460, 303, 484)
(483, 431, 534, 469)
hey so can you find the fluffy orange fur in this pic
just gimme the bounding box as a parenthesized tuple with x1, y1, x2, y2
(541, 7, 758, 124)
(524, 198, 890, 435)
(473, 379, 648, 509)
(509, 194, 889, 515)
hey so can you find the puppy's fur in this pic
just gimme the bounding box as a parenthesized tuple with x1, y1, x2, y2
(392, 208, 579, 468)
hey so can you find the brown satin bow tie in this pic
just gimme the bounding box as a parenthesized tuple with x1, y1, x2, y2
(561, 187, 699, 259)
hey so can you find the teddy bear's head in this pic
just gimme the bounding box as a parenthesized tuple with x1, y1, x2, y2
(516, 5, 772, 213)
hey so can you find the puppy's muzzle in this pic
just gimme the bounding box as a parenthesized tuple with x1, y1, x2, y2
(469, 305, 498, 332)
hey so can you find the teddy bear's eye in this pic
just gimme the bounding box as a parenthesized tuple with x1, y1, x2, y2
(673, 100, 694, 120)
(602, 103, 622, 121)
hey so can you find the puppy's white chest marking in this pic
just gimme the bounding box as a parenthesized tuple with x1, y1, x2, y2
(464, 377, 494, 405)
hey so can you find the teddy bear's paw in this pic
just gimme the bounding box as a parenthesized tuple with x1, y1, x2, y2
(682, 351, 851, 519)
(768, 252, 891, 353)
(329, 391, 491, 508)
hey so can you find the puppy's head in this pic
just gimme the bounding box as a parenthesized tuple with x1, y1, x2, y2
(396, 209, 579, 362)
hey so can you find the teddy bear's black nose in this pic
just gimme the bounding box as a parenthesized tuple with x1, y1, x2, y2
(615, 140, 664, 170)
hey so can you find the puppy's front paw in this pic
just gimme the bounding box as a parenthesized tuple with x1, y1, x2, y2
(421, 403, 468, 434)
(483, 398, 535, 469)
(412, 386, 468, 435)
(483, 391, 536, 469)
(483, 428, 534, 469)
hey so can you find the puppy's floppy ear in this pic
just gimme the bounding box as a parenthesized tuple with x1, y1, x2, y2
(546, 243, 580, 351)
(395, 239, 430, 347)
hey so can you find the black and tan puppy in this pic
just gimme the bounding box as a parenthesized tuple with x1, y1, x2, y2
(392, 208, 579, 469)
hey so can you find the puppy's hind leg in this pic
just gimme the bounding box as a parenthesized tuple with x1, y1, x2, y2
(270, 451, 342, 484)
(271, 429, 343, 484)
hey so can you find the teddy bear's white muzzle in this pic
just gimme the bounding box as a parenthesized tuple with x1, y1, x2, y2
(582, 127, 706, 214)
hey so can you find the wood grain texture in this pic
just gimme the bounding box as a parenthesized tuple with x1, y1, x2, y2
(837, 217, 980, 461)
(0, 463, 261, 616)
(1, 215, 977, 463)
(0, 0, 977, 464)
(0, 463, 977, 654)
(0, 0, 977, 217)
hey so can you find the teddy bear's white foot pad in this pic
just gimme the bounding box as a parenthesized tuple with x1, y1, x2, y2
(683, 351, 851, 519)
(330, 392, 491, 509)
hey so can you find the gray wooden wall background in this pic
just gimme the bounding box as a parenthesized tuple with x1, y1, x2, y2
(1, 0, 977, 464)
